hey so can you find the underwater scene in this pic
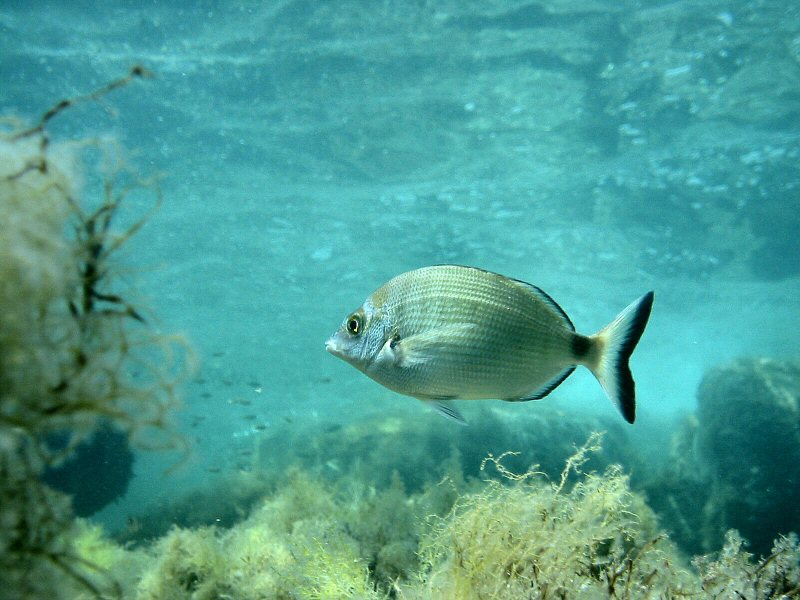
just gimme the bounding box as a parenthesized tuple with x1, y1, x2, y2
(1, 1, 799, 598)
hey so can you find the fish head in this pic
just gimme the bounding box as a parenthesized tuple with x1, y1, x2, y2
(326, 296, 389, 372)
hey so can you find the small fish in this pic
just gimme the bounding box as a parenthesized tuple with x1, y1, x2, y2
(125, 517, 142, 535)
(326, 265, 653, 424)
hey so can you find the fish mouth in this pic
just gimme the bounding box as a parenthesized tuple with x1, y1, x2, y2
(325, 336, 341, 356)
(326, 333, 367, 370)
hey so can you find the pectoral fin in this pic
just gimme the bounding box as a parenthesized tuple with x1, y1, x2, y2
(378, 324, 477, 369)
(423, 399, 467, 425)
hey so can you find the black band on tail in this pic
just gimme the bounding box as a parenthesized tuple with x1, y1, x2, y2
(614, 291, 654, 423)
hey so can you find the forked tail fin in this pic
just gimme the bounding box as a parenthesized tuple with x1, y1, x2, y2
(588, 291, 654, 424)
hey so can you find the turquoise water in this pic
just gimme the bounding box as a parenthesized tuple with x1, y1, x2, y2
(2, 0, 799, 588)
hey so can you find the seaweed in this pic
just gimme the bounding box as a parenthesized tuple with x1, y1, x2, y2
(410, 433, 699, 599)
(694, 530, 800, 599)
(39, 425, 800, 599)
(134, 470, 385, 600)
(0, 68, 186, 599)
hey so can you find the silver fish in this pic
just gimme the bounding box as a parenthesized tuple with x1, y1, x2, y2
(326, 265, 653, 424)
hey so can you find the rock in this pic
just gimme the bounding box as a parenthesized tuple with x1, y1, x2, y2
(696, 358, 800, 555)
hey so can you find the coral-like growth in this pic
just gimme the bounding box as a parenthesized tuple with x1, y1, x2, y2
(123, 403, 631, 550)
(411, 434, 698, 599)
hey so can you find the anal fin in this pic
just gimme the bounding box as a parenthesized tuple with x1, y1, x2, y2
(503, 366, 576, 402)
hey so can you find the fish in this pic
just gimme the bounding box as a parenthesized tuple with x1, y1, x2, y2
(325, 265, 654, 424)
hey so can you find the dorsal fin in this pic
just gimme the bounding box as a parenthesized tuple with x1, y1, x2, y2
(511, 279, 575, 332)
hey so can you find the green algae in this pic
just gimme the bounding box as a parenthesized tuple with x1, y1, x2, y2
(64, 432, 800, 599)
(409, 433, 694, 599)
(119, 403, 632, 550)
(111, 382, 800, 599)
(128, 471, 383, 600)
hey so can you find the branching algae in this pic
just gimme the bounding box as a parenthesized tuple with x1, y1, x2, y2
(128, 432, 794, 599)
(411, 432, 698, 599)
(693, 530, 800, 599)
(0, 67, 187, 600)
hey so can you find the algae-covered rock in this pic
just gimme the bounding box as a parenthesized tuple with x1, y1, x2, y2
(696, 358, 800, 555)
(636, 358, 800, 558)
(66, 431, 800, 599)
(634, 414, 714, 556)
(42, 421, 135, 517)
(254, 403, 633, 495)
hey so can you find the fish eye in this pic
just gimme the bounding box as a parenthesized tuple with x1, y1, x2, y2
(346, 313, 363, 336)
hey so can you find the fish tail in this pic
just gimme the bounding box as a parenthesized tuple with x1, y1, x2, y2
(583, 291, 654, 424)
